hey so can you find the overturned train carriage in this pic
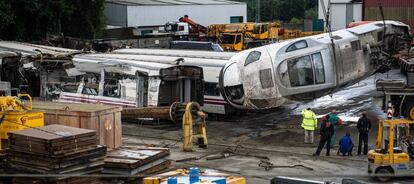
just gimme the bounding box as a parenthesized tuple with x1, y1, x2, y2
(220, 21, 412, 110)
(108, 49, 237, 114)
(0, 41, 80, 97)
(60, 53, 204, 110)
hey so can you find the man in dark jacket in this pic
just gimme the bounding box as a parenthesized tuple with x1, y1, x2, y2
(338, 133, 354, 156)
(313, 116, 334, 156)
(357, 112, 371, 155)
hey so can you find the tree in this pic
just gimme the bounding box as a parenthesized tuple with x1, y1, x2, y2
(234, 0, 318, 22)
(305, 8, 318, 19)
(0, 0, 106, 41)
(0, 1, 14, 36)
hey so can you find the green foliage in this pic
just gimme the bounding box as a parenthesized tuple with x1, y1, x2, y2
(0, 0, 106, 41)
(0, 1, 14, 35)
(305, 8, 318, 19)
(289, 17, 302, 24)
(234, 0, 318, 22)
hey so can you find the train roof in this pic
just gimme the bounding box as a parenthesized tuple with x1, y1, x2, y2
(257, 20, 409, 56)
(73, 52, 227, 82)
(112, 48, 236, 60)
(74, 54, 175, 76)
(0, 41, 79, 57)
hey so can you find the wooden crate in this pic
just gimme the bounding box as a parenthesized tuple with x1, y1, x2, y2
(32, 101, 122, 148)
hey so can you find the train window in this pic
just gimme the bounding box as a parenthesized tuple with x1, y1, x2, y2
(332, 35, 342, 40)
(288, 55, 314, 87)
(244, 51, 261, 66)
(286, 40, 308, 52)
(204, 82, 220, 96)
(351, 40, 361, 51)
(259, 68, 274, 89)
(377, 31, 383, 42)
(312, 53, 325, 84)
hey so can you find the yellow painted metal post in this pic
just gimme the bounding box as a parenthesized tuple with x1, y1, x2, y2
(182, 103, 193, 152)
(376, 120, 383, 149)
(389, 124, 394, 164)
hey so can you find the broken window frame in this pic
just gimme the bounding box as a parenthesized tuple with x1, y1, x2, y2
(287, 55, 314, 87)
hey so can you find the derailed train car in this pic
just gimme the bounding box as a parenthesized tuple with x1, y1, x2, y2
(59, 50, 236, 114)
(219, 21, 412, 110)
(110, 49, 237, 114)
(60, 53, 204, 110)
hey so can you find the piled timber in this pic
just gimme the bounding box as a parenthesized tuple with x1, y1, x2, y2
(103, 146, 170, 175)
(0, 151, 5, 173)
(6, 124, 106, 183)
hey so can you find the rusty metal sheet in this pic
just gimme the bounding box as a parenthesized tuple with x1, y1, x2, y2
(7, 145, 106, 170)
(103, 147, 170, 175)
(8, 124, 96, 143)
(102, 159, 170, 175)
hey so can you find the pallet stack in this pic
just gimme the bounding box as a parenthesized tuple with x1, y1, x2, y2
(103, 146, 170, 175)
(0, 151, 6, 173)
(6, 124, 106, 184)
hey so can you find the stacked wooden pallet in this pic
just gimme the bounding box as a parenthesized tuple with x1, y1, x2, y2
(103, 146, 170, 175)
(0, 151, 6, 173)
(6, 124, 106, 183)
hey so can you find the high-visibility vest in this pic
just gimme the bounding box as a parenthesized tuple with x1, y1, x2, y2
(301, 110, 317, 130)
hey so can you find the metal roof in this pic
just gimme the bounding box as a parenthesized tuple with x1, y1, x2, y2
(106, 0, 244, 6)
(0, 41, 79, 57)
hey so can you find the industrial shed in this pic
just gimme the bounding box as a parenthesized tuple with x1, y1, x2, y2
(363, 0, 414, 35)
(104, 0, 247, 28)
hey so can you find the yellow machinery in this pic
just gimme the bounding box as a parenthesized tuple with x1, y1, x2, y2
(0, 94, 44, 149)
(182, 102, 208, 152)
(207, 22, 281, 51)
(143, 169, 246, 184)
(368, 119, 414, 182)
(207, 22, 322, 51)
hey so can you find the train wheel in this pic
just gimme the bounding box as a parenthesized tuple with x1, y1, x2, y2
(404, 102, 414, 120)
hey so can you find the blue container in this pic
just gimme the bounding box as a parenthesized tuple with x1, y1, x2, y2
(189, 167, 200, 184)
(213, 178, 226, 184)
(167, 177, 177, 184)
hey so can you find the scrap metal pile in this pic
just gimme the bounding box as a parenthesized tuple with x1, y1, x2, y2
(103, 146, 170, 175)
(6, 124, 106, 184)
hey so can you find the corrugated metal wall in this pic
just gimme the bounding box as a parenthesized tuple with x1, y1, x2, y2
(363, 0, 414, 35)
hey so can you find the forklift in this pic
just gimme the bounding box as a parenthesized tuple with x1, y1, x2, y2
(368, 119, 414, 182)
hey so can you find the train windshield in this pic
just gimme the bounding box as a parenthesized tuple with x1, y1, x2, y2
(288, 55, 314, 86)
(279, 52, 325, 87)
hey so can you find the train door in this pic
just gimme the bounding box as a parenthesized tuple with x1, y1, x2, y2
(136, 72, 148, 107)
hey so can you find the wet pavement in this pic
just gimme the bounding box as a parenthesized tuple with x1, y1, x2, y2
(122, 69, 414, 184)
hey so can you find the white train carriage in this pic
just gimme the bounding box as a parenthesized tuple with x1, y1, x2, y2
(219, 21, 412, 110)
(111, 49, 237, 114)
(60, 50, 236, 114)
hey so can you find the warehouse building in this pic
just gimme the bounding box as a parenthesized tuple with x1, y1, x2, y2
(318, 0, 362, 30)
(104, 0, 247, 28)
(363, 0, 414, 35)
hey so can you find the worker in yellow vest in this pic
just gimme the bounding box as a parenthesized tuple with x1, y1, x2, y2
(301, 108, 318, 143)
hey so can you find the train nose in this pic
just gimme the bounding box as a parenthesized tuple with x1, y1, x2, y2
(219, 61, 245, 108)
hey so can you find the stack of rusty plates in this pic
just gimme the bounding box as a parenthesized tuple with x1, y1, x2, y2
(0, 151, 6, 173)
(6, 124, 106, 183)
(103, 146, 170, 175)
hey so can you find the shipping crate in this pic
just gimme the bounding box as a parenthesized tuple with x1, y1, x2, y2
(32, 101, 122, 148)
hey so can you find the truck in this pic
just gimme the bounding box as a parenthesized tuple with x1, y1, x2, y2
(376, 51, 414, 120)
